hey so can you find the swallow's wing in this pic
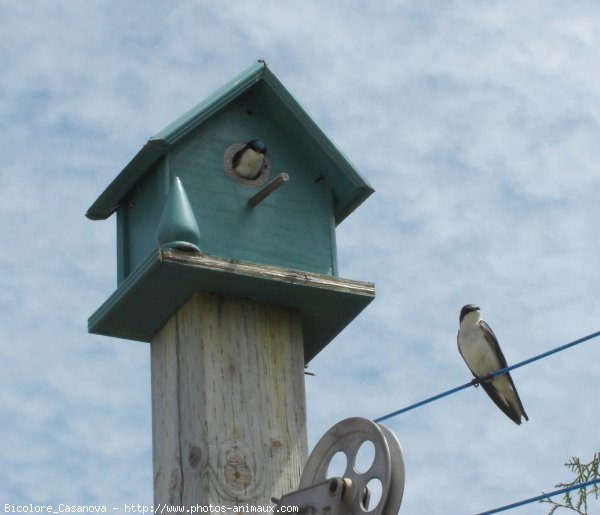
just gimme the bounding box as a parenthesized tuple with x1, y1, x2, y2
(479, 320, 529, 424)
(480, 320, 509, 367)
(479, 381, 523, 424)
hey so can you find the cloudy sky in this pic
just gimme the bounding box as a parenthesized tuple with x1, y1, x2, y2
(2, 1, 600, 513)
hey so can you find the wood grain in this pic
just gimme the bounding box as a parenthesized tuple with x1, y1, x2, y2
(151, 293, 307, 508)
(160, 248, 374, 297)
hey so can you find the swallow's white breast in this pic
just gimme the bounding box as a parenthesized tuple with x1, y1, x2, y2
(458, 324, 501, 377)
(235, 148, 264, 178)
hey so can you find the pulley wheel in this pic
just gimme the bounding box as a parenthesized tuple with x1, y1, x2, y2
(299, 417, 404, 514)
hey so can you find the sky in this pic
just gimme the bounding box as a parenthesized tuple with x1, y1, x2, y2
(1, 1, 600, 513)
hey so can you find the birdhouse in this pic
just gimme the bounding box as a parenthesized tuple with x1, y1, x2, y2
(87, 61, 375, 362)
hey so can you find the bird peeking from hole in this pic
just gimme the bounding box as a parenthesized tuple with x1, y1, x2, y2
(232, 139, 267, 180)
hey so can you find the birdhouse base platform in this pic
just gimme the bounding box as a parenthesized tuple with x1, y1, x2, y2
(88, 248, 375, 363)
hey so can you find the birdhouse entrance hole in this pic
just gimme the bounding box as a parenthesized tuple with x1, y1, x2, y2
(224, 142, 272, 186)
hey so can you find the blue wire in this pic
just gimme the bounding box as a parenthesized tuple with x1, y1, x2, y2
(476, 478, 600, 514)
(374, 379, 475, 423)
(488, 329, 600, 379)
(374, 329, 600, 424)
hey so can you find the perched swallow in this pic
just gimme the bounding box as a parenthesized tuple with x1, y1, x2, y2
(232, 139, 267, 179)
(457, 304, 529, 425)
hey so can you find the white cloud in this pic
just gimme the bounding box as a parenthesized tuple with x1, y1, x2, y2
(1, 0, 600, 513)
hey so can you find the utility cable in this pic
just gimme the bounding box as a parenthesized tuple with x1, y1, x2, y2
(476, 478, 600, 514)
(374, 329, 600, 423)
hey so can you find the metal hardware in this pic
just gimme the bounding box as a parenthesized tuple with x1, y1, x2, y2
(275, 417, 405, 514)
(274, 478, 346, 514)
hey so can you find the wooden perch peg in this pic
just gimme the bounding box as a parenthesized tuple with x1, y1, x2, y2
(248, 172, 289, 207)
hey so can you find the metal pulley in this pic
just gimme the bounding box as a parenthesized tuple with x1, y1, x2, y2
(275, 417, 405, 514)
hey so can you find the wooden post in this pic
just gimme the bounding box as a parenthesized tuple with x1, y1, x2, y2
(151, 292, 307, 508)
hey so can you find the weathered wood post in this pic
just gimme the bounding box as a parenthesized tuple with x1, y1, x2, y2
(86, 61, 375, 508)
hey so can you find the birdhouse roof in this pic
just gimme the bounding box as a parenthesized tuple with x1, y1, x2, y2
(86, 61, 374, 224)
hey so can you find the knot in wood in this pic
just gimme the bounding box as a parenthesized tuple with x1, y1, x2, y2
(224, 447, 253, 491)
(188, 445, 204, 469)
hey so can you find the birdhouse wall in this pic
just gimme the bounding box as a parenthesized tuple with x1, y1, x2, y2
(116, 160, 170, 283)
(116, 90, 339, 285)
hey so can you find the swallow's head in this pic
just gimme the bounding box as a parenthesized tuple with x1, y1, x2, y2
(246, 139, 267, 155)
(459, 304, 480, 323)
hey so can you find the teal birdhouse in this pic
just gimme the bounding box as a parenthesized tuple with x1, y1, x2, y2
(87, 61, 375, 362)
